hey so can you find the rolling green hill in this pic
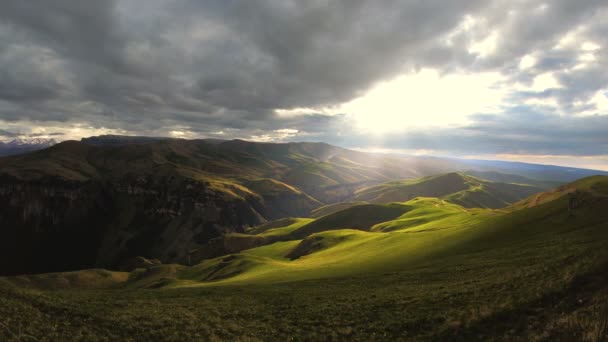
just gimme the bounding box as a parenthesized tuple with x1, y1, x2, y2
(1, 176, 607, 340)
(5, 175, 605, 286)
(309, 201, 368, 218)
(353, 172, 543, 209)
(2, 137, 608, 341)
(176, 175, 607, 286)
(187, 203, 410, 263)
(1, 139, 417, 275)
(141, 173, 585, 266)
(0, 138, 554, 276)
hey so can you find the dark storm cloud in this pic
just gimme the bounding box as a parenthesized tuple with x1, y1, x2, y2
(0, 0, 489, 123)
(0, 0, 607, 158)
(0, 1, 127, 72)
(181, 0, 489, 110)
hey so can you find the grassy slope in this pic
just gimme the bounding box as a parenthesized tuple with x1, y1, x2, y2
(257, 219, 314, 237)
(173, 201, 494, 285)
(157, 176, 607, 287)
(354, 172, 543, 209)
(0, 269, 130, 290)
(1, 176, 608, 340)
(309, 201, 368, 218)
(370, 197, 489, 232)
(184, 173, 546, 264)
(246, 217, 314, 236)
(288, 203, 410, 238)
(0, 139, 422, 197)
(187, 203, 409, 262)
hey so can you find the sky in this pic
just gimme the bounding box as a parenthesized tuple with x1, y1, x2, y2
(0, 0, 607, 170)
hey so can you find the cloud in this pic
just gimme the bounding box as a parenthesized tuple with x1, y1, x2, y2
(0, 0, 607, 168)
(0, 129, 19, 138)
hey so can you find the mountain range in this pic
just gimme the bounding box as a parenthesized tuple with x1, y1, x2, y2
(0, 138, 57, 157)
(1, 136, 608, 340)
(1, 136, 607, 276)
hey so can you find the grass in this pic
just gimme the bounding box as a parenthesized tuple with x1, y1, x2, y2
(309, 201, 368, 218)
(2, 228, 607, 340)
(256, 218, 314, 237)
(354, 172, 543, 209)
(2, 176, 608, 340)
(287, 203, 410, 238)
(0, 269, 129, 290)
(178, 185, 607, 287)
(371, 197, 494, 233)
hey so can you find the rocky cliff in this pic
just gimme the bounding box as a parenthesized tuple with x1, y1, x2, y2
(0, 175, 271, 275)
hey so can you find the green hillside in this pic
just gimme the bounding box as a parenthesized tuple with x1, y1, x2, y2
(0, 139, 551, 275)
(1, 176, 607, 340)
(0, 139, 433, 200)
(309, 201, 368, 218)
(178, 175, 606, 287)
(187, 203, 410, 263)
(353, 172, 543, 209)
(164, 173, 593, 266)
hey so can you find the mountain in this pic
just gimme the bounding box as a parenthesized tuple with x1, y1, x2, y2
(81, 134, 229, 146)
(0, 138, 57, 156)
(459, 158, 607, 182)
(0, 136, 605, 276)
(1, 176, 607, 340)
(352, 172, 544, 208)
(0, 138, 428, 275)
(81, 134, 174, 146)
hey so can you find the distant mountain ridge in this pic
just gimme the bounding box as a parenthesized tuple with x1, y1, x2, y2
(0, 138, 57, 156)
(81, 134, 232, 146)
(81, 135, 173, 145)
(459, 158, 606, 182)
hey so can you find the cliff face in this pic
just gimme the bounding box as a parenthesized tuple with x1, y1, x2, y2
(0, 175, 268, 275)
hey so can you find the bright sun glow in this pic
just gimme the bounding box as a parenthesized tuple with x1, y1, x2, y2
(339, 68, 506, 133)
